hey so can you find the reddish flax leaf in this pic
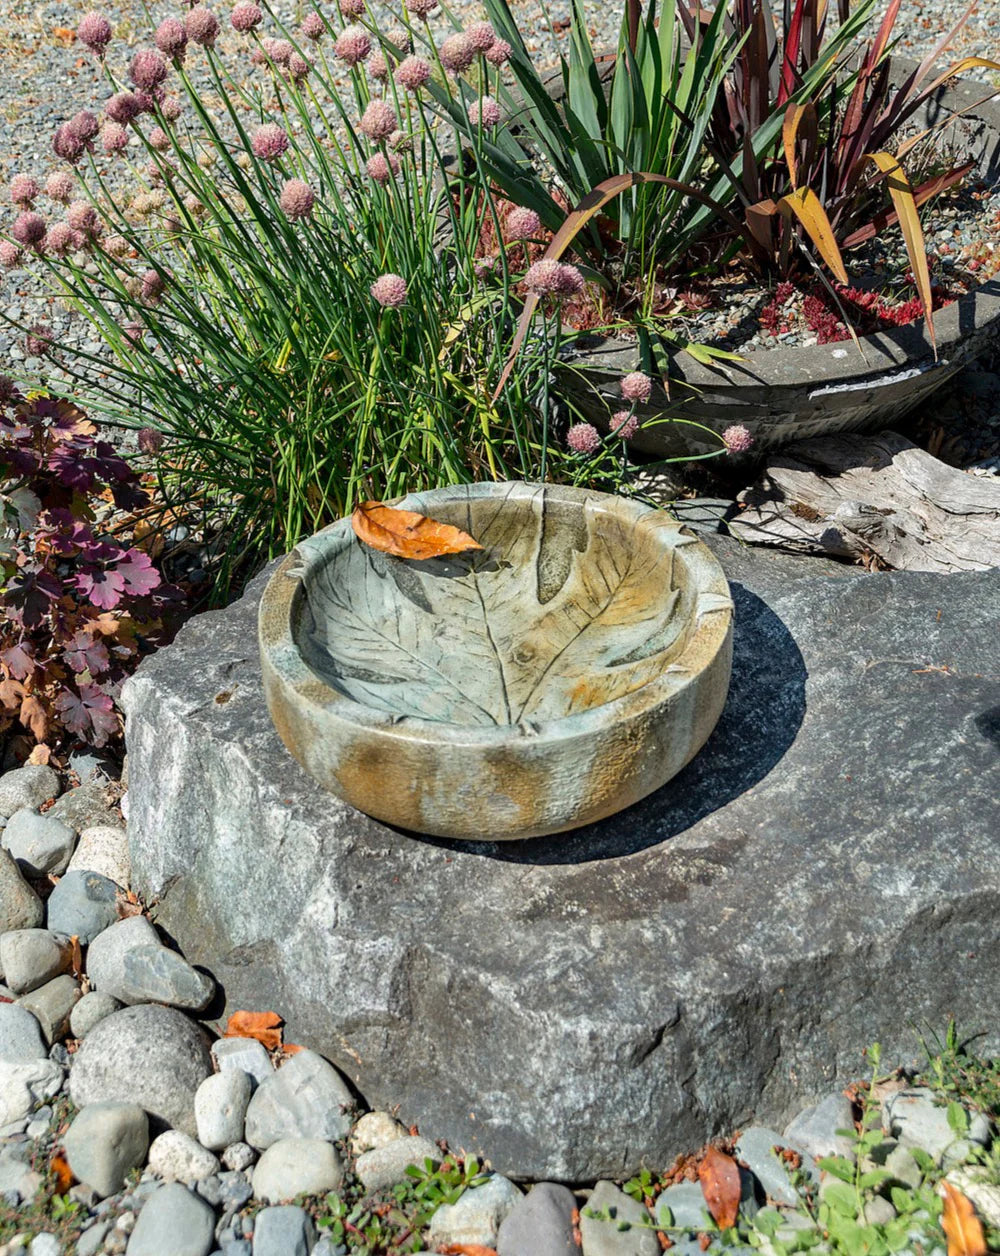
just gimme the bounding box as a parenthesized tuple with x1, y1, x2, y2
(698, 1146, 742, 1230)
(351, 501, 482, 561)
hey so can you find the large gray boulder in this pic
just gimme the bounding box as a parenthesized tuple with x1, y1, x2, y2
(121, 545, 1000, 1180)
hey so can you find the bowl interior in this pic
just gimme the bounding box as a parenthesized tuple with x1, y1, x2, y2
(295, 488, 704, 728)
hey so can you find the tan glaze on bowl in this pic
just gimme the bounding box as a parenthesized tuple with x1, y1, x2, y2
(259, 482, 733, 840)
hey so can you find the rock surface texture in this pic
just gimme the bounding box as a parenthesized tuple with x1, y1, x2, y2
(121, 545, 1000, 1180)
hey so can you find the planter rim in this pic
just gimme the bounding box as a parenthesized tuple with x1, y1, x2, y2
(565, 64, 1000, 390)
(258, 480, 733, 750)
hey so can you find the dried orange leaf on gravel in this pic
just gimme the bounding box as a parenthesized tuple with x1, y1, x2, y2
(223, 1010, 284, 1051)
(50, 1154, 75, 1192)
(439, 1247, 498, 1256)
(698, 1145, 742, 1230)
(941, 1181, 986, 1256)
(351, 500, 483, 561)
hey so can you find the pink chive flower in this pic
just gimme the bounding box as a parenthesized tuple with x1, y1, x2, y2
(45, 223, 74, 256)
(522, 258, 583, 298)
(250, 123, 289, 162)
(468, 95, 500, 128)
(408, 0, 439, 17)
(161, 97, 182, 122)
(721, 423, 753, 454)
(67, 200, 98, 234)
(370, 273, 407, 307)
(230, 2, 262, 31)
(155, 17, 188, 60)
(485, 38, 511, 65)
(505, 207, 540, 239)
(368, 52, 388, 80)
(138, 426, 163, 451)
(359, 100, 397, 142)
(106, 91, 142, 124)
(26, 325, 52, 357)
(130, 49, 168, 90)
(620, 371, 652, 403)
(366, 152, 399, 184)
(385, 27, 411, 53)
(261, 37, 293, 64)
(279, 178, 315, 220)
(149, 126, 171, 151)
(288, 52, 311, 80)
(0, 241, 22, 269)
(465, 21, 496, 52)
(69, 110, 100, 142)
(333, 25, 371, 64)
(12, 212, 46, 248)
(610, 410, 639, 440)
(395, 55, 431, 91)
(9, 176, 39, 206)
(566, 422, 600, 454)
(439, 32, 474, 73)
(52, 124, 87, 164)
(101, 122, 129, 153)
(186, 7, 220, 46)
(103, 233, 130, 257)
(77, 11, 112, 53)
(141, 269, 166, 304)
(45, 172, 75, 202)
(388, 129, 412, 153)
(340, 0, 365, 14)
(132, 90, 159, 114)
(300, 12, 324, 39)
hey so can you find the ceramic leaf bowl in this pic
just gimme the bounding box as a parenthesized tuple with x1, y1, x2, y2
(259, 481, 733, 840)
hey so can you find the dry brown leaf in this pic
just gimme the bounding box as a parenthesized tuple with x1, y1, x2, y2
(115, 889, 145, 919)
(28, 744, 52, 766)
(351, 500, 483, 561)
(223, 1010, 284, 1052)
(698, 1145, 742, 1231)
(50, 1153, 75, 1192)
(68, 935, 84, 981)
(941, 1181, 987, 1256)
(52, 26, 76, 45)
(439, 1247, 498, 1256)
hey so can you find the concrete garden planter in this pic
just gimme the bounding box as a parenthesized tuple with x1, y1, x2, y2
(258, 481, 733, 840)
(557, 66, 1000, 458)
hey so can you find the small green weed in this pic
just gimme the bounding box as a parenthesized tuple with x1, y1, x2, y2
(314, 1153, 489, 1253)
(915, 1018, 1000, 1121)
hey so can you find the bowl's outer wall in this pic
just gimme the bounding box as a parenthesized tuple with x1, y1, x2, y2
(562, 66, 1000, 456)
(259, 483, 734, 840)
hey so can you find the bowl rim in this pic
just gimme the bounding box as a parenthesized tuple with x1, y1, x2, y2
(258, 480, 734, 748)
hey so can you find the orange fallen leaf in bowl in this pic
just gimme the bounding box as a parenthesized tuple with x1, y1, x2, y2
(351, 500, 482, 561)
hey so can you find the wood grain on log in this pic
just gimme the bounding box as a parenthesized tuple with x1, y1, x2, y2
(730, 431, 1000, 572)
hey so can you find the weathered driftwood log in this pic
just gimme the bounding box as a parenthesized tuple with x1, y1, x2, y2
(729, 430, 1000, 572)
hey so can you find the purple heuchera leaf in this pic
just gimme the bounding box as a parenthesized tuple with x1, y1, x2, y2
(52, 684, 120, 747)
(115, 548, 160, 597)
(0, 642, 36, 680)
(5, 567, 63, 629)
(64, 630, 111, 676)
(74, 565, 126, 611)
